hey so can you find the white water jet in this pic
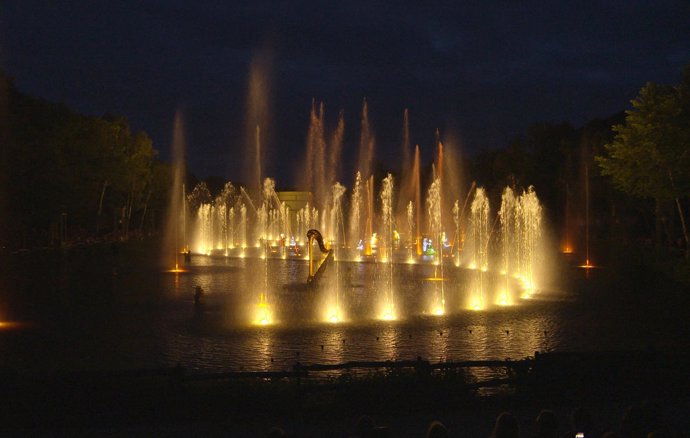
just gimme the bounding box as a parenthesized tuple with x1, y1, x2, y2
(349, 171, 363, 250)
(517, 186, 542, 295)
(379, 173, 396, 320)
(469, 187, 490, 310)
(427, 177, 445, 314)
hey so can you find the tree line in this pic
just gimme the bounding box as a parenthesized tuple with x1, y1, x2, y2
(470, 65, 690, 259)
(0, 70, 174, 249)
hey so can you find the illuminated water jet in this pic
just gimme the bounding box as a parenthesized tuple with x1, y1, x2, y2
(171, 100, 553, 323)
(378, 174, 396, 320)
(254, 293, 273, 326)
(427, 177, 445, 315)
(162, 110, 188, 272)
(469, 187, 489, 311)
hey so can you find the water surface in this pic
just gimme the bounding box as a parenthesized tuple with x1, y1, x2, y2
(1, 241, 688, 376)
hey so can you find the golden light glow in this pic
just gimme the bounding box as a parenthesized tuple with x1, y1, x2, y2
(431, 304, 445, 316)
(468, 295, 485, 311)
(254, 293, 273, 326)
(0, 321, 22, 330)
(519, 276, 534, 290)
(323, 305, 344, 324)
(496, 290, 513, 306)
(561, 245, 574, 254)
(579, 259, 596, 269)
(379, 303, 397, 321)
(518, 276, 536, 298)
(165, 264, 188, 273)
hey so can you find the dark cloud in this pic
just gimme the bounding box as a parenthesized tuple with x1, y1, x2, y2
(1, 0, 689, 185)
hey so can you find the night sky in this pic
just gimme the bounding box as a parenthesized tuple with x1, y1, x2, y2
(2, 1, 689, 188)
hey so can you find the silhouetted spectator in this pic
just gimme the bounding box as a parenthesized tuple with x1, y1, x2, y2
(426, 420, 449, 438)
(601, 433, 620, 438)
(534, 409, 559, 438)
(352, 415, 389, 438)
(490, 411, 520, 438)
(266, 425, 286, 437)
(355, 415, 375, 437)
(562, 407, 593, 438)
(620, 404, 663, 438)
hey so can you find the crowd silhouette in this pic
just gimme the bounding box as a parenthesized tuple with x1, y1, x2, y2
(264, 402, 685, 437)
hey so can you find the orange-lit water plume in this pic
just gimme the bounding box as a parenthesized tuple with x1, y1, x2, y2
(254, 293, 273, 326)
(561, 244, 574, 254)
(0, 321, 26, 330)
(162, 109, 187, 271)
(414, 145, 422, 255)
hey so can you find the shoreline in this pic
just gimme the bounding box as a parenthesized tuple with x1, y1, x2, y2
(1, 350, 689, 435)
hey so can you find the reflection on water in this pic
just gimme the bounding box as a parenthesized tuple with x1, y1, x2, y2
(1, 244, 690, 375)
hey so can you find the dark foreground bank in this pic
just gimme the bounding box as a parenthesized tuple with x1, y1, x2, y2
(1, 350, 689, 436)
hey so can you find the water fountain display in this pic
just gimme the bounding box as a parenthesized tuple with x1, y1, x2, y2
(165, 100, 550, 329)
(11, 90, 684, 391)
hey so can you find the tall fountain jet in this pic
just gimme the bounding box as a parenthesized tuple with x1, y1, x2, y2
(325, 182, 347, 323)
(518, 186, 543, 294)
(397, 109, 411, 232)
(427, 177, 445, 314)
(350, 172, 363, 253)
(244, 51, 272, 202)
(499, 187, 518, 304)
(254, 177, 281, 326)
(329, 111, 345, 187)
(301, 102, 345, 243)
(162, 110, 187, 272)
(303, 101, 327, 213)
(469, 187, 490, 309)
(413, 145, 422, 255)
(357, 99, 375, 182)
(379, 174, 396, 320)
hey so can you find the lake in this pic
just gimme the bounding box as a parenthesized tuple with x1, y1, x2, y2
(1, 240, 688, 377)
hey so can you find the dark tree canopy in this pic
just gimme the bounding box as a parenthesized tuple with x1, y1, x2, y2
(597, 67, 690, 255)
(597, 79, 690, 199)
(0, 70, 164, 248)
